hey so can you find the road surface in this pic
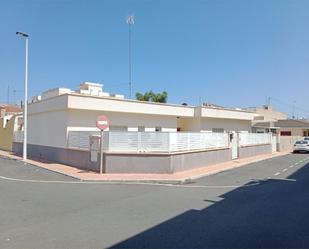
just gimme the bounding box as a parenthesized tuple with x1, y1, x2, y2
(0, 153, 308, 248)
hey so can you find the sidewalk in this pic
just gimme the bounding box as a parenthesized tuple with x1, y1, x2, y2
(0, 150, 290, 184)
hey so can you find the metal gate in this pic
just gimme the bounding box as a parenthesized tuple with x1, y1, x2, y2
(231, 132, 238, 159)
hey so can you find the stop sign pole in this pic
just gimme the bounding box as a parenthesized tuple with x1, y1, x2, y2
(96, 115, 109, 174)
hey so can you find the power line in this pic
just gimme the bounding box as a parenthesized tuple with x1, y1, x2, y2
(269, 97, 309, 117)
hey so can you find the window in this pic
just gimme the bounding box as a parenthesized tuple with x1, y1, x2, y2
(212, 128, 225, 133)
(155, 126, 162, 132)
(280, 131, 291, 136)
(109, 126, 128, 132)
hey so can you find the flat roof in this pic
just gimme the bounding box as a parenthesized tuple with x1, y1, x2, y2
(253, 119, 309, 129)
(28, 91, 257, 120)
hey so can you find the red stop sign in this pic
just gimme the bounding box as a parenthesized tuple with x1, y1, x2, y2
(96, 115, 109, 130)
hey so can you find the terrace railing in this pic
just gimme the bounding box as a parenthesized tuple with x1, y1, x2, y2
(239, 132, 271, 146)
(14, 130, 273, 153)
(67, 131, 229, 153)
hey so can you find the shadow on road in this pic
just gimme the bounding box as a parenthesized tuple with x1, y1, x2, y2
(111, 161, 309, 248)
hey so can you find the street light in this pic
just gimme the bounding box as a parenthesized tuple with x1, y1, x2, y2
(16, 31, 29, 161)
(126, 14, 134, 99)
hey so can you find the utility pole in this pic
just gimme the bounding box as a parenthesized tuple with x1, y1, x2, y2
(267, 97, 271, 106)
(7, 85, 10, 104)
(13, 89, 16, 105)
(126, 14, 134, 99)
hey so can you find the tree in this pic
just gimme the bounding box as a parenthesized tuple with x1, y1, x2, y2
(152, 91, 168, 103)
(135, 92, 145, 101)
(135, 91, 154, 101)
(135, 91, 168, 103)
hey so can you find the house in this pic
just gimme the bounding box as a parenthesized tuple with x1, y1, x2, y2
(244, 105, 288, 133)
(12, 82, 272, 173)
(0, 104, 23, 151)
(245, 105, 288, 122)
(252, 119, 309, 151)
(252, 119, 309, 137)
(21, 82, 259, 149)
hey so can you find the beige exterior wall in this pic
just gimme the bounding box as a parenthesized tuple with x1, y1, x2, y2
(178, 106, 256, 132)
(253, 106, 288, 122)
(178, 117, 251, 132)
(178, 118, 201, 131)
(0, 115, 21, 151)
(200, 118, 251, 132)
(279, 128, 308, 137)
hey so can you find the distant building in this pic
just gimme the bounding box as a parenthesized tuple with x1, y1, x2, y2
(253, 119, 309, 137)
(243, 105, 288, 133)
(0, 104, 22, 118)
(0, 104, 23, 151)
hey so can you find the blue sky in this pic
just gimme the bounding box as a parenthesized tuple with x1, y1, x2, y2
(1, 0, 309, 118)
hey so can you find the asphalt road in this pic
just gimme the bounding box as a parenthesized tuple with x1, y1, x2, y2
(0, 153, 309, 249)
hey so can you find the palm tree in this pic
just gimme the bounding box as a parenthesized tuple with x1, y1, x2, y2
(135, 91, 167, 103)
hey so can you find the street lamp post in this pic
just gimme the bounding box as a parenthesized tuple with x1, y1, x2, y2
(126, 14, 134, 99)
(16, 31, 29, 161)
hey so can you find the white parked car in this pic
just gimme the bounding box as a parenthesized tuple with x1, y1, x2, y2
(303, 137, 309, 142)
(293, 140, 309, 153)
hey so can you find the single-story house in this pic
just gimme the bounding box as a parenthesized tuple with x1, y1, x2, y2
(21, 82, 259, 149)
(252, 119, 309, 137)
(12, 82, 274, 173)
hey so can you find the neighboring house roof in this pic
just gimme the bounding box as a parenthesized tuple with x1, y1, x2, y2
(276, 119, 309, 128)
(253, 119, 309, 129)
(0, 104, 22, 113)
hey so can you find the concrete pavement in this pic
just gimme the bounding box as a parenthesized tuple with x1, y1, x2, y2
(0, 150, 290, 183)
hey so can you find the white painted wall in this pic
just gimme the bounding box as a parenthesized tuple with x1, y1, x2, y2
(28, 94, 68, 115)
(199, 106, 256, 120)
(200, 118, 252, 132)
(68, 94, 194, 117)
(28, 110, 69, 148)
(67, 110, 178, 132)
(42, 88, 72, 100)
(25, 93, 258, 149)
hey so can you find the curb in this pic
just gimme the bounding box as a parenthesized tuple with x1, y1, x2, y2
(0, 154, 189, 184)
(185, 152, 292, 182)
(0, 154, 82, 181)
(0, 151, 292, 185)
